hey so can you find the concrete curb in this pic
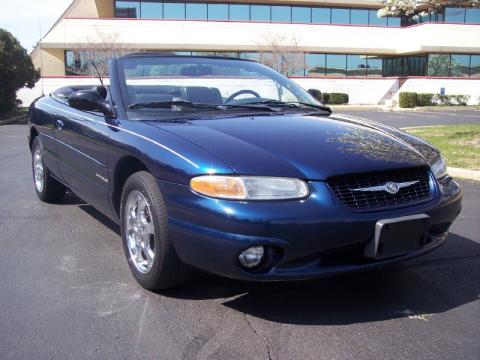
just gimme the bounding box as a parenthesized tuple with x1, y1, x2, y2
(0, 114, 27, 126)
(449, 167, 480, 182)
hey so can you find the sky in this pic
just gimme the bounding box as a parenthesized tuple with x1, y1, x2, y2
(0, 0, 72, 51)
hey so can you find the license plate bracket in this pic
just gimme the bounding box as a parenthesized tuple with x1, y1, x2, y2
(364, 214, 430, 259)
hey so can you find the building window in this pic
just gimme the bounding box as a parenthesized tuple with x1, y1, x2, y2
(305, 54, 326, 76)
(350, 9, 369, 25)
(292, 7, 311, 23)
(451, 54, 471, 77)
(208, 4, 228, 20)
(229, 4, 249, 21)
(164, 2, 185, 20)
(404, 55, 427, 76)
(311, 8, 330, 24)
(428, 54, 452, 76)
(331, 8, 349, 25)
(115, 1, 140, 18)
(141, 1, 162, 19)
(465, 8, 480, 23)
(326, 54, 346, 77)
(470, 55, 480, 77)
(369, 9, 387, 26)
(366, 57, 383, 77)
(387, 17, 401, 26)
(251, 5, 270, 22)
(271, 6, 291, 22)
(347, 55, 366, 77)
(445, 7, 466, 23)
(186, 3, 207, 20)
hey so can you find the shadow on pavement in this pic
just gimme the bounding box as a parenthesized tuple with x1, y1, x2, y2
(162, 233, 480, 325)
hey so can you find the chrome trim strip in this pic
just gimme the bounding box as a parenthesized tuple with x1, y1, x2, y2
(351, 180, 420, 193)
(40, 102, 200, 169)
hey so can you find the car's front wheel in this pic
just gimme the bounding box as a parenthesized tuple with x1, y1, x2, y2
(120, 171, 191, 290)
(31, 136, 66, 202)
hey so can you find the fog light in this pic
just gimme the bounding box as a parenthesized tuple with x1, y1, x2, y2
(238, 246, 265, 268)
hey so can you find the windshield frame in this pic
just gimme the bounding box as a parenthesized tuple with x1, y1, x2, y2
(115, 55, 328, 119)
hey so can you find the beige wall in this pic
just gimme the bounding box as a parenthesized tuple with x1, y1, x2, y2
(31, 48, 65, 77)
(64, 0, 114, 18)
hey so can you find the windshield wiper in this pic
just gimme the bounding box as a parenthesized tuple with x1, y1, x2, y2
(128, 100, 279, 112)
(244, 99, 331, 113)
(128, 100, 220, 110)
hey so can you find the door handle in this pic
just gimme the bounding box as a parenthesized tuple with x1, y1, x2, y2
(55, 119, 64, 131)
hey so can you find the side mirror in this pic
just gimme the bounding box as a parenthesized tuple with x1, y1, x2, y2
(68, 90, 115, 117)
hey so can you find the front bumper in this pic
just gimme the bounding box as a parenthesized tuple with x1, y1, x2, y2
(157, 177, 462, 281)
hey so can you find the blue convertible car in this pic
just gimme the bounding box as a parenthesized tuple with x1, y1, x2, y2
(28, 53, 462, 290)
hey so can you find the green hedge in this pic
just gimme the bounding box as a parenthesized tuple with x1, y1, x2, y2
(323, 92, 349, 105)
(416, 93, 434, 107)
(399, 92, 470, 107)
(399, 92, 417, 108)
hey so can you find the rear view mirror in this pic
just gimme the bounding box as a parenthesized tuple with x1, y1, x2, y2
(68, 90, 115, 117)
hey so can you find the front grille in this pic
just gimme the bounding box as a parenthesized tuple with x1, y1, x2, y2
(328, 167, 432, 211)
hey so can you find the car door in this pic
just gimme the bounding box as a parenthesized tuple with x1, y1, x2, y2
(54, 103, 111, 214)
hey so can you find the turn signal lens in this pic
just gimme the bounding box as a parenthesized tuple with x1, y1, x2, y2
(190, 175, 309, 200)
(190, 176, 247, 199)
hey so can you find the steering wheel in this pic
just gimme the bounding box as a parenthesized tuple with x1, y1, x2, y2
(225, 89, 261, 104)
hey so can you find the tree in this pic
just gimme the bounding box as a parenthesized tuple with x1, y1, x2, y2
(378, 0, 479, 20)
(0, 29, 40, 114)
(256, 33, 306, 77)
(67, 30, 134, 85)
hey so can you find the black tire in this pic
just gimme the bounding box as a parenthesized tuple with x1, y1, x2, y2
(120, 171, 191, 290)
(31, 136, 66, 203)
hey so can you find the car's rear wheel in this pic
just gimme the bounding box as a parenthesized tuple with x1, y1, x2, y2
(31, 136, 66, 202)
(120, 171, 191, 290)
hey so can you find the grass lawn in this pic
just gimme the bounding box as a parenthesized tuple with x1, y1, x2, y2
(406, 124, 480, 171)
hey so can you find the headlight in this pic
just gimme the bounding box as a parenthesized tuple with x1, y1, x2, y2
(431, 155, 447, 179)
(190, 175, 309, 200)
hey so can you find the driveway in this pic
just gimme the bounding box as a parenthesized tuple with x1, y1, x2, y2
(0, 124, 479, 360)
(340, 110, 480, 128)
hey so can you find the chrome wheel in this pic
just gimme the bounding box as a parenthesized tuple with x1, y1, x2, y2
(33, 145, 44, 193)
(125, 190, 155, 274)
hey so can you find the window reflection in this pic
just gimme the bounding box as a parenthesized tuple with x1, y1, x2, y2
(251, 5, 270, 21)
(164, 2, 185, 19)
(347, 55, 366, 77)
(229, 4, 249, 21)
(451, 54, 470, 77)
(292, 7, 311, 23)
(331, 8, 349, 24)
(350, 9, 368, 25)
(208, 4, 228, 20)
(141, 1, 162, 18)
(271, 6, 291, 22)
(445, 7, 466, 23)
(369, 10, 387, 26)
(366, 57, 382, 77)
(326, 54, 346, 77)
(428, 54, 452, 76)
(465, 8, 480, 23)
(115, 1, 140, 18)
(306, 54, 326, 76)
(312, 8, 330, 23)
(186, 3, 207, 20)
(470, 55, 480, 78)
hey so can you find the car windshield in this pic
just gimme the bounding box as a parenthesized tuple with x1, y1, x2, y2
(117, 55, 327, 115)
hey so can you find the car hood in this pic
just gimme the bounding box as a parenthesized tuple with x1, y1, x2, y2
(145, 113, 439, 180)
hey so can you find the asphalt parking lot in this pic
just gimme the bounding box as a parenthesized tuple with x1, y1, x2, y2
(1, 114, 479, 359)
(341, 110, 480, 128)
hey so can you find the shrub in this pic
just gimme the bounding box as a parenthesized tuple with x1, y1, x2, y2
(322, 93, 330, 104)
(399, 92, 417, 108)
(323, 93, 348, 105)
(416, 93, 434, 107)
(432, 94, 470, 106)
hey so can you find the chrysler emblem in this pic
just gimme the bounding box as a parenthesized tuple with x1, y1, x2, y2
(350, 180, 419, 194)
(385, 181, 400, 194)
